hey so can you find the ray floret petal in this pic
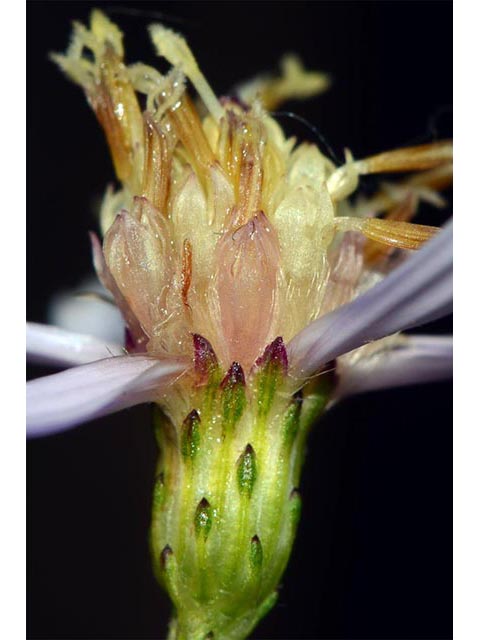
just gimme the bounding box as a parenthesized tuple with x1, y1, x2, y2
(335, 334, 453, 399)
(26, 355, 187, 437)
(26, 322, 124, 368)
(288, 220, 452, 380)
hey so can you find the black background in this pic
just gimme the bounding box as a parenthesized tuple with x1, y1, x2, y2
(27, 2, 452, 639)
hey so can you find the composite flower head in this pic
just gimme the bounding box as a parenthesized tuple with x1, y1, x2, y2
(27, 11, 452, 640)
(27, 7, 451, 434)
(27, 10, 452, 433)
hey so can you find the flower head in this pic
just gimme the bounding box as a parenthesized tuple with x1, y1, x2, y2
(32, 9, 452, 399)
(27, 11, 452, 639)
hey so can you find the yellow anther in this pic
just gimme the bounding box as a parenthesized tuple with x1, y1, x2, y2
(335, 217, 438, 251)
(355, 140, 453, 175)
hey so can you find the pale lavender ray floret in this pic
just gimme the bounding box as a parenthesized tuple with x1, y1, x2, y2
(288, 220, 452, 380)
(27, 221, 452, 438)
(48, 276, 126, 344)
(27, 354, 187, 437)
(27, 322, 124, 368)
(335, 334, 453, 399)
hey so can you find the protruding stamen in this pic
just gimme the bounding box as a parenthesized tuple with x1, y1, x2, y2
(96, 45, 144, 188)
(327, 141, 452, 202)
(168, 95, 216, 179)
(334, 217, 438, 251)
(219, 112, 265, 224)
(149, 24, 223, 121)
(236, 120, 265, 224)
(142, 114, 172, 213)
(363, 194, 417, 264)
(53, 12, 144, 190)
(355, 140, 453, 175)
(90, 9, 124, 56)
